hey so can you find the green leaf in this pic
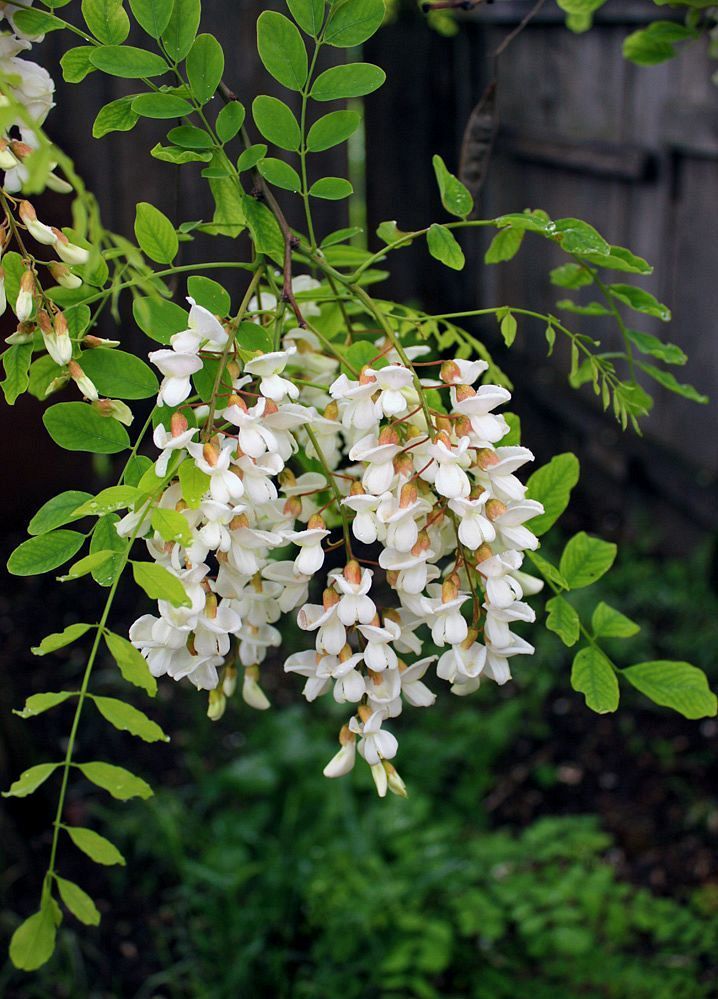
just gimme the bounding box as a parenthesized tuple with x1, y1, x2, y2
(133, 561, 190, 607)
(3, 763, 60, 798)
(582, 244, 652, 275)
(252, 95, 301, 152)
(307, 110, 361, 152)
(134, 202, 178, 264)
(309, 177, 353, 200)
(526, 551, 569, 591)
(208, 176, 247, 238)
(88, 44, 168, 78)
(15, 691, 75, 719)
(128, 0, 174, 38)
(216, 101, 246, 143)
(499, 310, 517, 347)
(257, 157, 302, 192)
(237, 143, 268, 172)
(80, 348, 158, 399)
(187, 276, 230, 315)
(65, 826, 126, 866)
(151, 507, 193, 546)
(82, 0, 130, 43)
(324, 0, 386, 47)
(178, 459, 210, 508)
(105, 631, 157, 695)
(287, 0, 325, 36)
(32, 623, 92, 657)
(559, 532, 617, 590)
(92, 96, 139, 138)
(90, 514, 125, 587)
(550, 262, 593, 289)
(591, 601, 640, 640)
(637, 362, 708, 404)
(92, 696, 169, 742)
(44, 402, 131, 454)
(8, 530, 85, 577)
(623, 661, 717, 719)
(485, 227, 524, 264)
(133, 296, 188, 345)
(545, 596, 580, 647)
(58, 550, 115, 582)
(525, 453, 580, 536)
(151, 143, 213, 165)
(78, 761, 153, 800)
(8, 904, 57, 971)
(186, 33, 225, 105)
(162, 0, 200, 61)
(432, 154, 473, 219)
(257, 11, 307, 91)
(609, 284, 671, 321)
(131, 92, 193, 118)
(13, 8, 63, 34)
(236, 321, 275, 359)
(626, 329, 686, 366)
(623, 21, 695, 66)
(311, 62, 385, 100)
(125, 455, 154, 487)
(242, 196, 284, 264)
(60, 45, 97, 84)
(167, 124, 214, 149)
(55, 876, 100, 926)
(553, 217, 609, 256)
(572, 646, 619, 713)
(426, 223, 465, 271)
(1, 343, 33, 404)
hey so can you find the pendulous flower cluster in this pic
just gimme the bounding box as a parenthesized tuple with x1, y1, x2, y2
(131, 275, 545, 796)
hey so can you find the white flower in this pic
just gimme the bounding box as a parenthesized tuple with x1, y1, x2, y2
(149, 348, 203, 407)
(448, 493, 495, 549)
(475, 446, 534, 503)
(331, 564, 376, 627)
(483, 600, 535, 647)
(490, 499, 544, 551)
(297, 599, 347, 656)
(261, 561, 310, 612)
(245, 347, 299, 402)
(153, 422, 198, 477)
(349, 431, 401, 495)
(399, 656, 437, 707)
(437, 640, 486, 684)
(427, 435, 472, 499)
(342, 489, 384, 545)
(171, 297, 228, 353)
(329, 372, 379, 430)
(366, 363, 413, 417)
(223, 396, 278, 458)
(242, 666, 271, 709)
(357, 617, 401, 671)
(441, 358, 488, 386)
(429, 584, 470, 647)
(286, 520, 330, 575)
(476, 550, 524, 608)
(188, 440, 244, 505)
(451, 384, 511, 444)
(349, 711, 398, 765)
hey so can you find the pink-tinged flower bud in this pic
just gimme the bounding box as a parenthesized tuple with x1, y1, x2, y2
(170, 410, 189, 437)
(9, 140, 32, 160)
(15, 270, 35, 322)
(435, 415, 452, 435)
(441, 576, 459, 604)
(343, 559, 362, 586)
(242, 665, 270, 711)
(323, 400, 339, 420)
(308, 512, 326, 531)
(49, 261, 82, 290)
(378, 426, 399, 446)
(393, 453, 413, 478)
(50, 228, 90, 266)
(19, 201, 57, 247)
(349, 480, 365, 496)
(485, 499, 507, 521)
(283, 495, 301, 518)
(226, 392, 248, 412)
(454, 384, 476, 402)
(83, 334, 119, 349)
(384, 761, 408, 798)
(358, 704, 373, 725)
(279, 468, 297, 488)
(475, 447, 499, 470)
(207, 688, 226, 721)
(454, 416, 472, 439)
(202, 442, 219, 467)
(41, 310, 72, 367)
(93, 399, 133, 426)
(229, 512, 250, 530)
(359, 366, 377, 385)
(475, 542, 493, 564)
(68, 360, 98, 401)
(399, 481, 418, 509)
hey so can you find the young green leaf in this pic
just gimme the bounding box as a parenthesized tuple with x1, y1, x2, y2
(571, 646, 619, 714)
(306, 110, 361, 152)
(92, 696, 169, 742)
(637, 362, 708, 404)
(60, 45, 97, 84)
(131, 92, 193, 119)
(623, 661, 717, 720)
(609, 284, 671, 322)
(162, 0, 201, 61)
(73, 485, 141, 517)
(525, 453, 580, 536)
(56, 876, 100, 926)
(324, 0, 386, 47)
(128, 0, 174, 39)
(311, 62, 385, 100)
(187, 275, 231, 315)
(591, 602, 640, 640)
(44, 402, 130, 454)
(485, 227, 524, 264)
(1, 343, 33, 404)
(133, 296, 189, 345)
(79, 348, 159, 399)
(28, 490, 93, 536)
(151, 507, 194, 546)
(559, 532, 617, 590)
(257, 11, 307, 91)
(427, 224, 465, 271)
(167, 124, 214, 149)
(133, 561, 191, 606)
(545, 596, 580, 647)
(104, 631, 157, 695)
(151, 143, 213, 165)
(92, 96, 140, 138)
(81, 0, 131, 44)
(500, 310, 517, 347)
(626, 329, 686, 366)
(186, 33, 225, 105)
(90, 514, 125, 587)
(8, 903, 57, 972)
(287, 0, 325, 37)
(14, 691, 76, 719)
(237, 143, 268, 172)
(252, 95, 301, 152)
(58, 550, 115, 582)
(257, 157, 302, 192)
(31, 623, 93, 657)
(8, 530, 85, 577)
(77, 761, 153, 800)
(432, 154, 473, 219)
(309, 177, 353, 200)
(134, 202, 178, 264)
(65, 825, 126, 866)
(526, 551, 569, 591)
(178, 459, 210, 508)
(88, 44, 168, 79)
(3, 763, 60, 799)
(216, 101, 246, 143)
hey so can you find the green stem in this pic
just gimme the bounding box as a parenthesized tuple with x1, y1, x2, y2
(589, 267, 637, 381)
(77, 261, 254, 309)
(305, 425, 354, 559)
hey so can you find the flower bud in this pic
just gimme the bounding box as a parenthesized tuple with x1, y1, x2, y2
(45, 171, 73, 195)
(68, 360, 98, 400)
(378, 426, 399, 446)
(83, 334, 119, 348)
(49, 261, 82, 290)
(92, 398, 133, 426)
(441, 576, 459, 604)
(279, 468, 297, 489)
(50, 228, 90, 266)
(323, 400, 339, 421)
(357, 704, 372, 724)
(359, 366, 377, 385)
(207, 688, 226, 721)
(0, 139, 17, 171)
(19, 201, 57, 246)
(202, 442, 219, 467)
(222, 665, 238, 697)
(454, 384, 476, 402)
(399, 482, 418, 508)
(475, 448, 499, 470)
(349, 481, 365, 496)
(226, 392, 247, 412)
(475, 542, 494, 564)
(343, 559, 362, 586)
(41, 310, 72, 366)
(370, 762, 388, 798)
(308, 513, 326, 531)
(283, 495, 301, 518)
(440, 360, 461, 384)
(393, 453, 413, 478)
(383, 761, 408, 798)
(485, 499, 507, 521)
(323, 726, 356, 779)
(242, 665, 270, 710)
(171, 410, 189, 437)
(15, 269, 34, 322)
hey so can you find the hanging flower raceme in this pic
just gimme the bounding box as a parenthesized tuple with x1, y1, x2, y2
(127, 275, 545, 797)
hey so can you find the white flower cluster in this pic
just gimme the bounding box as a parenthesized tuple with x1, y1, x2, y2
(132, 276, 544, 797)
